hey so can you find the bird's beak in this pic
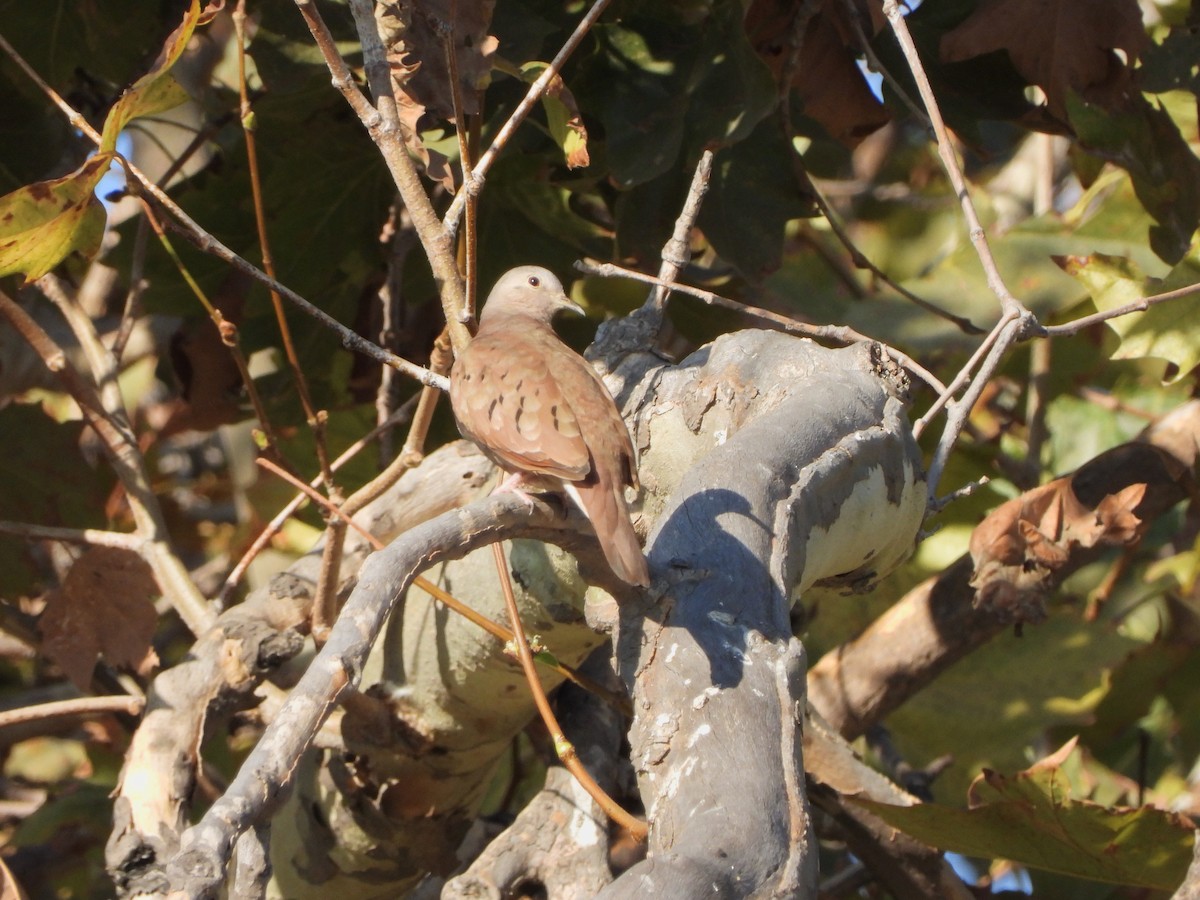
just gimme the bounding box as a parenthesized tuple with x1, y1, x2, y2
(557, 294, 586, 318)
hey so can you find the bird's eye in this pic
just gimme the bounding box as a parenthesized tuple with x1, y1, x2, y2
(528, 276, 540, 287)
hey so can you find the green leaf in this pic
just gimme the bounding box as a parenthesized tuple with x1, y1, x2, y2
(854, 739, 1195, 890)
(98, 0, 206, 151)
(581, 0, 775, 188)
(0, 153, 110, 280)
(519, 62, 590, 169)
(100, 74, 190, 154)
(698, 115, 815, 278)
(1068, 93, 1200, 265)
(1061, 248, 1200, 380)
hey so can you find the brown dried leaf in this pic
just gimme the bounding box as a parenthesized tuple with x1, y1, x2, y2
(377, 0, 498, 188)
(940, 0, 1147, 122)
(1093, 482, 1148, 544)
(746, 0, 889, 146)
(969, 445, 1157, 620)
(40, 547, 160, 690)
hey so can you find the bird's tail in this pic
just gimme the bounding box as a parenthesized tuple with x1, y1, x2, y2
(568, 478, 650, 588)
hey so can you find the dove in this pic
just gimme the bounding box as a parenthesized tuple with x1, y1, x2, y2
(449, 266, 650, 587)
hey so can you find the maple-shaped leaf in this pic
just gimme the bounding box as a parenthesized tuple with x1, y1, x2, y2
(940, 0, 1147, 123)
(969, 442, 1161, 620)
(377, 0, 498, 190)
(39, 547, 160, 690)
(746, 0, 889, 146)
(1059, 249, 1200, 380)
(853, 738, 1195, 890)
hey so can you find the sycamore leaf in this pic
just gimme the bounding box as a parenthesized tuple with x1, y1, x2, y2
(940, 0, 1146, 122)
(853, 738, 1195, 891)
(0, 154, 110, 281)
(0, 0, 220, 281)
(98, 0, 220, 152)
(521, 63, 590, 170)
(968, 441, 1172, 620)
(1059, 249, 1200, 379)
(746, 0, 889, 146)
(1067, 94, 1200, 265)
(39, 547, 160, 690)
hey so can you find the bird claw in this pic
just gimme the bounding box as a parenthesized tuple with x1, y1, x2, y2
(493, 472, 540, 510)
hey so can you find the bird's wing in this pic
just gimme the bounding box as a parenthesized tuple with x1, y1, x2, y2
(450, 329, 592, 481)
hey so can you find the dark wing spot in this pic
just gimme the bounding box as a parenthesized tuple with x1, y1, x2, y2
(487, 398, 499, 419)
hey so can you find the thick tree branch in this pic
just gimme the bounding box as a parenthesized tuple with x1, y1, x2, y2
(809, 400, 1200, 740)
(601, 334, 926, 898)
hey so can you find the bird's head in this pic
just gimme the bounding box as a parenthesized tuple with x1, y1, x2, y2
(478, 266, 585, 326)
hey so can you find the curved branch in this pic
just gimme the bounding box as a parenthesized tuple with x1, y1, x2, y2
(164, 492, 607, 898)
(602, 334, 927, 898)
(809, 400, 1200, 740)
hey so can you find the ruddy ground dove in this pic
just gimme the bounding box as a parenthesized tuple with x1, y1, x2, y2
(449, 267, 650, 587)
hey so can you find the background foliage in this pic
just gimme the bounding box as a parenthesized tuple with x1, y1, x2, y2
(0, 0, 1198, 896)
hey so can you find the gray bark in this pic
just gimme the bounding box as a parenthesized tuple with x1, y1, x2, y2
(601, 332, 924, 898)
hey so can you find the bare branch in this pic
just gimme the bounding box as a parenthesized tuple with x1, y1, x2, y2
(342, 0, 469, 351)
(1040, 280, 1200, 337)
(164, 493, 599, 898)
(575, 259, 947, 395)
(880, 0, 1030, 323)
(0, 695, 144, 731)
(441, 0, 614, 239)
(649, 150, 713, 314)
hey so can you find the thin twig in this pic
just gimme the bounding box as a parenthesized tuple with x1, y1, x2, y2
(1019, 339, 1051, 489)
(773, 0, 974, 333)
(142, 178, 448, 389)
(0, 695, 145, 731)
(442, 12, 480, 324)
(490, 542, 647, 840)
(913, 316, 1010, 439)
(136, 200, 284, 456)
(112, 215, 150, 364)
(650, 150, 713, 314)
(1039, 280, 1200, 336)
(576, 260, 947, 395)
(0, 521, 144, 551)
(311, 519, 348, 646)
(234, 0, 333, 479)
(925, 314, 1025, 502)
(0, 28, 443, 389)
(800, 175, 984, 334)
(218, 399, 419, 605)
(257, 458, 375, 548)
(441, 0, 613, 239)
(838, 0, 929, 126)
(880, 0, 1030, 322)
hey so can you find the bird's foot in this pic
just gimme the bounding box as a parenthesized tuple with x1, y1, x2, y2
(492, 472, 541, 510)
